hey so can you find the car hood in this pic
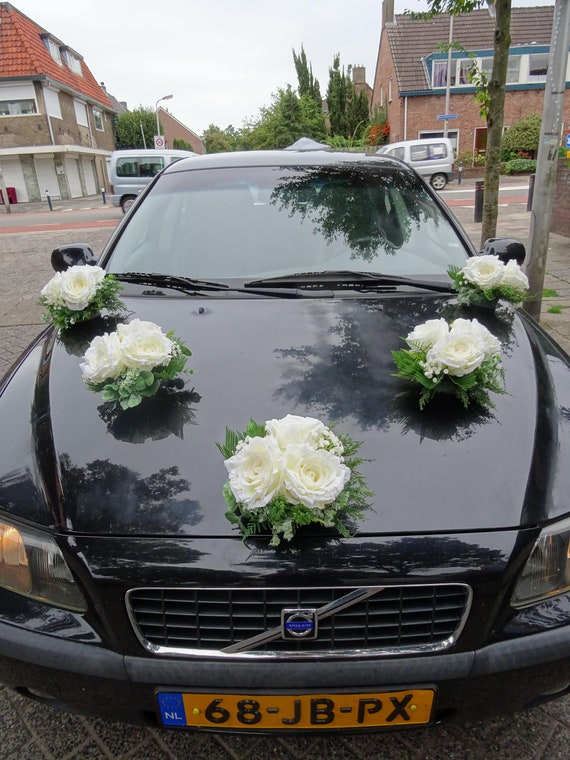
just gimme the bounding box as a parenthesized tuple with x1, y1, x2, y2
(1, 293, 569, 537)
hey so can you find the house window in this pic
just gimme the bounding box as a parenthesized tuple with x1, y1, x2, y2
(43, 87, 62, 119)
(380, 85, 384, 107)
(432, 60, 455, 88)
(0, 99, 37, 116)
(457, 59, 474, 85)
(388, 78, 393, 103)
(61, 49, 83, 75)
(74, 100, 88, 127)
(43, 37, 62, 65)
(507, 55, 522, 83)
(93, 109, 104, 131)
(529, 53, 548, 82)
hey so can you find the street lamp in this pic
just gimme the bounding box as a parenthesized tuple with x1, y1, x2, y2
(155, 94, 173, 137)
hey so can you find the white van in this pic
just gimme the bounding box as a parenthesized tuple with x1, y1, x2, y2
(377, 138, 454, 190)
(108, 149, 195, 212)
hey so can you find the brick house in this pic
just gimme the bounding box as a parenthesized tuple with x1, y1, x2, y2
(371, 0, 570, 157)
(0, 2, 115, 203)
(157, 107, 205, 154)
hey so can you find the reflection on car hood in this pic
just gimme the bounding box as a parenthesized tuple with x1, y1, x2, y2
(1, 294, 569, 537)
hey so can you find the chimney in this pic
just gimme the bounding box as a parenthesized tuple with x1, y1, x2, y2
(382, 0, 395, 28)
(352, 66, 366, 84)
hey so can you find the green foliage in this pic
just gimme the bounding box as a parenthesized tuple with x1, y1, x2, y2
(502, 158, 536, 175)
(293, 46, 322, 104)
(114, 107, 157, 150)
(173, 138, 194, 151)
(202, 124, 242, 153)
(501, 115, 542, 159)
(543, 288, 559, 298)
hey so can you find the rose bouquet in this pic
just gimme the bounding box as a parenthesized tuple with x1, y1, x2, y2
(80, 319, 192, 410)
(217, 414, 372, 546)
(39, 265, 125, 330)
(448, 255, 529, 308)
(392, 317, 504, 409)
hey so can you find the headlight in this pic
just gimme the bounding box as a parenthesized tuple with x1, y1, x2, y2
(512, 518, 570, 608)
(0, 517, 87, 612)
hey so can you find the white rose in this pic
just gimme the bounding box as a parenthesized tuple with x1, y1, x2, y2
(461, 255, 504, 290)
(59, 266, 105, 311)
(500, 260, 529, 291)
(265, 414, 328, 451)
(117, 319, 173, 370)
(405, 318, 449, 351)
(450, 318, 500, 360)
(225, 436, 283, 510)
(427, 332, 485, 377)
(40, 272, 65, 306)
(80, 332, 125, 384)
(282, 444, 350, 510)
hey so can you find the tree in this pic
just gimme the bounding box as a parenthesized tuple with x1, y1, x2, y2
(293, 46, 322, 104)
(326, 55, 371, 141)
(114, 107, 156, 150)
(419, 1, 512, 246)
(202, 124, 242, 153)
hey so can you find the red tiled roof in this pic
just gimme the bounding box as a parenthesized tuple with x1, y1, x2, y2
(387, 6, 556, 93)
(0, 2, 112, 108)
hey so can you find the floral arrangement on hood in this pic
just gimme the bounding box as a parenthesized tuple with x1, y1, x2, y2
(448, 255, 529, 308)
(392, 317, 504, 409)
(39, 265, 125, 330)
(217, 414, 372, 546)
(80, 319, 192, 410)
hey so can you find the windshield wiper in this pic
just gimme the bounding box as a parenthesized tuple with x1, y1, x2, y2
(113, 272, 231, 293)
(245, 270, 454, 293)
(112, 271, 306, 299)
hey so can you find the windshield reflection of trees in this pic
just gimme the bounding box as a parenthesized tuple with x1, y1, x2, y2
(273, 296, 495, 439)
(59, 454, 201, 534)
(270, 166, 440, 261)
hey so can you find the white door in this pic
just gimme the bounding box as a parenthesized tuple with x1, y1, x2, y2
(81, 158, 97, 195)
(34, 157, 60, 198)
(0, 157, 28, 203)
(65, 157, 82, 197)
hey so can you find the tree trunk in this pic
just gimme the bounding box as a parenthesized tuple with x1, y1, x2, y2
(480, 0, 511, 248)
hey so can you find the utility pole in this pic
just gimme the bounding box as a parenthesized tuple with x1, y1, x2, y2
(443, 13, 454, 138)
(525, 0, 570, 321)
(0, 167, 12, 214)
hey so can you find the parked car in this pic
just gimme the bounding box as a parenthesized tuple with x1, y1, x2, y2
(377, 138, 455, 190)
(1, 150, 570, 734)
(108, 148, 195, 213)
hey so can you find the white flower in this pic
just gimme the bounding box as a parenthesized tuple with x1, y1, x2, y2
(225, 436, 283, 510)
(282, 444, 350, 510)
(426, 330, 485, 378)
(59, 266, 105, 311)
(461, 255, 504, 290)
(405, 318, 449, 351)
(450, 318, 500, 360)
(265, 414, 328, 451)
(117, 319, 173, 371)
(500, 260, 529, 291)
(40, 272, 66, 306)
(80, 332, 124, 384)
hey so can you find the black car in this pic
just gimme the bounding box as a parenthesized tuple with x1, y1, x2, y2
(1, 150, 570, 733)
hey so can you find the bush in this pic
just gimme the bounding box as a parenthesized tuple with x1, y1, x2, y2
(501, 115, 541, 159)
(502, 158, 537, 175)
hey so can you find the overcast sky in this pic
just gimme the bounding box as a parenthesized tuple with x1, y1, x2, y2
(16, 0, 555, 137)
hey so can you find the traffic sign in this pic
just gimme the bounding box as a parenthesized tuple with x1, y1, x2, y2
(565, 132, 570, 148)
(154, 135, 165, 149)
(437, 114, 458, 120)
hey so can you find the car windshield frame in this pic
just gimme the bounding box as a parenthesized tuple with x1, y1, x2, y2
(103, 163, 471, 284)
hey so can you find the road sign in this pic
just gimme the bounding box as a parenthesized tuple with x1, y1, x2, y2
(565, 132, 570, 148)
(437, 114, 458, 120)
(154, 135, 165, 149)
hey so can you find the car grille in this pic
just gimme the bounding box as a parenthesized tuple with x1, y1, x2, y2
(126, 584, 471, 658)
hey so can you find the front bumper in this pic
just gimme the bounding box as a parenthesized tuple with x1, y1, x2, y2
(2, 617, 570, 729)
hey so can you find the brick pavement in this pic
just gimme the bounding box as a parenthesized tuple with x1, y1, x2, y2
(0, 196, 569, 759)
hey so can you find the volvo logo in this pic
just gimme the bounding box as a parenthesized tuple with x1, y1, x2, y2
(281, 608, 318, 639)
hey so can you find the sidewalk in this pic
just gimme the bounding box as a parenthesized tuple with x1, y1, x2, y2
(0, 193, 109, 214)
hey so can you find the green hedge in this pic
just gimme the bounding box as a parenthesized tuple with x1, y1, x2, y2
(502, 158, 537, 175)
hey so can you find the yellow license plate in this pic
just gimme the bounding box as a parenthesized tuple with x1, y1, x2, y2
(156, 688, 436, 730)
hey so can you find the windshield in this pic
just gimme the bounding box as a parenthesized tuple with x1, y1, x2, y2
(106, 164, 469, 280)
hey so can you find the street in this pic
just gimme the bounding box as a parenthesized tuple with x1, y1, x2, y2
(0, 184, 569, 759)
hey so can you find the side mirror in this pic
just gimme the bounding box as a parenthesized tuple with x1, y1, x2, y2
(480, 238, 526, 266)
(51, 244, 98, 272)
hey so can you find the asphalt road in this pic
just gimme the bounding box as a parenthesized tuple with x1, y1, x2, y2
(1, 193, 569, 760)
